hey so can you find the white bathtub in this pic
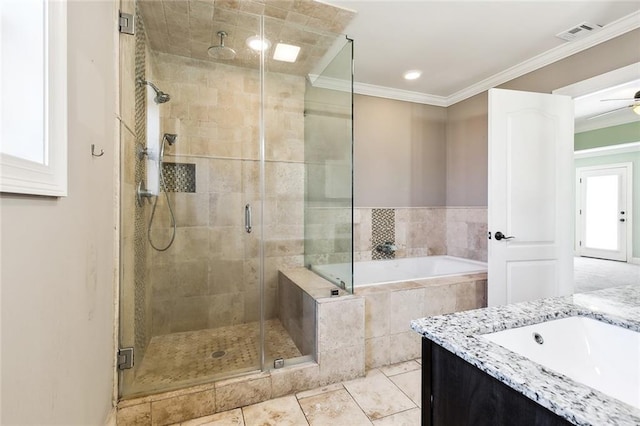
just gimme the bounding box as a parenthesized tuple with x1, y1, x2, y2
(481, 316, 640, 409)
(312, 255, 487, 287)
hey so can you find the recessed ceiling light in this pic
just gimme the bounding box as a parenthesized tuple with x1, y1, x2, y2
(246, 35, 271, 52)
(273, 43, 301, 63)
(403, 70, 422, 80)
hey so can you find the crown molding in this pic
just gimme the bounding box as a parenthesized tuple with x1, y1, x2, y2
(308, 74, 450, 106)
(308, 74, 352, 92)
(353, 82, 449, 106)
(446, 10, 640, 106)
(332, 10, 640, 107)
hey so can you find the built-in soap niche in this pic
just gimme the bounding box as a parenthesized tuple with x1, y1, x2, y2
(161, 162, 196, 193)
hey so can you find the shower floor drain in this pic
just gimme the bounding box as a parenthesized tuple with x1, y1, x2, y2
(211, 350, 226, 359)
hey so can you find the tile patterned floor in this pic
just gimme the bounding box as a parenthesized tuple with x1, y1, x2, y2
(131, 319, 302, 394)
(574, 256, 640, 293)
(172, 360, 423, 426)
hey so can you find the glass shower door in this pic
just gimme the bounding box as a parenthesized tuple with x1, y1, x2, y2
(119, 1, 265, 398)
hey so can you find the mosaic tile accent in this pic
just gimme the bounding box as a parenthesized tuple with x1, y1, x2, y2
(162, 162, 196, 193)
(129, 319, 301, 395)
(133, 6, 150, 366)
(371, 208, 395, 260)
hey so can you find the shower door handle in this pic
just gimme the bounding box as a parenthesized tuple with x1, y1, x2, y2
(245, 204, 252, 234)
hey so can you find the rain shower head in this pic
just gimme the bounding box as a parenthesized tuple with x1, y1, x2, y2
(208, 31, 236, 60)
(137, 78, 171, 104)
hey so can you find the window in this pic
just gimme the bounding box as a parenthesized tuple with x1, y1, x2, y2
(0, 0, 67, 196)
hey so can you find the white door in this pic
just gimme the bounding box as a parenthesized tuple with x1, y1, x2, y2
(488, 88, 574, 307)
(577, 164, 631, 261)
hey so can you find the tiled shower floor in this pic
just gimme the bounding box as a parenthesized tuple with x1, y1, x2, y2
(130, 319, 302, 394)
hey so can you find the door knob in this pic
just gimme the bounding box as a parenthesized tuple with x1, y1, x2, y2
(620, 218, 626, 222)
(494, 231, 515, 241)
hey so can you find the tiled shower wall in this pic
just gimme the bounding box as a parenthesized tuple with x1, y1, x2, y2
(146, 52, 306, 336)
(354, 207, 487, 262)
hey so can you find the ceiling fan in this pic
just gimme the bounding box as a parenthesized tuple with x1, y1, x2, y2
(587, 90, 640, 120)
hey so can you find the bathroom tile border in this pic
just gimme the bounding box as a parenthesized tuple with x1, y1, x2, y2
(117, 365, 321, 425)
(354, 206, 488, 263)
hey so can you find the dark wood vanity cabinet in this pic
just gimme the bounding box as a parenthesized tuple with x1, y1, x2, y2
(421, 338, 573, 426)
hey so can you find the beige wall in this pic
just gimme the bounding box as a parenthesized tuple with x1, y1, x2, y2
(446, 29, 640, 206)
(445, 93, 489, 206)
(0, 1, 116, 424)
(359, 30, 640, 208)
(354, 95, 447, 207)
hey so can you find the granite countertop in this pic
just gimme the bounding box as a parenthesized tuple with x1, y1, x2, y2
(410, 285, 640, 426)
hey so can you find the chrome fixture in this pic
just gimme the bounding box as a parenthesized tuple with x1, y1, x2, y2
(208, 31, 236, 60)
(136, 181, 154, 206)
(533, 332, 544, 345)
(146, 133, 179, 251)
(163, 133, 178, 146)
(245, 204, 252, 234)
(91, 144, 104, 157)
(137, 78, 171, 104)
(160, 133, 177, 159)
(376, 242, 397, 255)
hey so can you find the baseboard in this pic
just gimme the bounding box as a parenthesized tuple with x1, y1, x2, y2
(630, 257, 640, 265)
(104, 406, 117, 426)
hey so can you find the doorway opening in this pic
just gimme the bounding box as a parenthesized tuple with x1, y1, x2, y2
(576, 163, 632, 262)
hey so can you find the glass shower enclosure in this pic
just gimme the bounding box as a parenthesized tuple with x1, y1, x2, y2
(118, 0, 353, 399)
(304, 41, 354, 293)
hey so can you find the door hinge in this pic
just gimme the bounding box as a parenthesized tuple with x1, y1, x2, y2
(118, 347, 134, 370)
(119, 11, 135, 35)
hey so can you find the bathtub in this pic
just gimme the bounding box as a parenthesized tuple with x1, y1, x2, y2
(308, 255, 487, 368)
(312, 255, 487, 287)
(481, 316, 640, 409)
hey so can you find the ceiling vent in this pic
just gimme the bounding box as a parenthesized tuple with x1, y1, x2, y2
(556, 22, 602, 42)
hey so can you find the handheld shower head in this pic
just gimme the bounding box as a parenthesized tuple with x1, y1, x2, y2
(137, 78, 171, 104)
(163, 133, 178, 146)
(159, 133, 178, 160)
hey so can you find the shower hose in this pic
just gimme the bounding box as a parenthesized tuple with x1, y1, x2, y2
(147, 163, 176, 251)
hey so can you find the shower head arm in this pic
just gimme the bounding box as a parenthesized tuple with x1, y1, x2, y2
(217, 31, 228, 47)
(137, 78, 161, 95)
(137, 78, 171, 104)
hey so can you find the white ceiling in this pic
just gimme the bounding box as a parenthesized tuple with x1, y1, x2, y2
(323, 0, 640, 131)
(325, 1, 640, 102)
